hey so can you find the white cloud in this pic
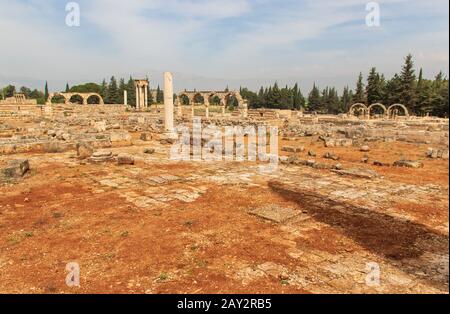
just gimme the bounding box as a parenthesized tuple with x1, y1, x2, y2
(0, 0, 448, 92)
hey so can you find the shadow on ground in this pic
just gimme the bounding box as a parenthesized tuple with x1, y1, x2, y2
(268, 180, 449, 291)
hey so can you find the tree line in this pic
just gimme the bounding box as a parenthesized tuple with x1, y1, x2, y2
(1, 54, 448, 116)
(239, 54, 448, 117)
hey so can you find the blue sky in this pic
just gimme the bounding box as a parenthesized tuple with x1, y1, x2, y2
(0, 0, 448, 92)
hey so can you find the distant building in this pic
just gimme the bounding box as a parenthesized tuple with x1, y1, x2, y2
(0, 93, 37, 105)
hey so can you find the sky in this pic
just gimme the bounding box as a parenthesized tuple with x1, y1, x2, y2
(0, 0, 448, 93)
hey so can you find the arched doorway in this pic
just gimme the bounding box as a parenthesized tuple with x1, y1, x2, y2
(368, 103, 387, 118)
(388, 104, 409, 119)
(349, 103, 368, 117)
(69, 94, 84, 104)
(50, 93, 67, 104)
(87, 94, 102, 104)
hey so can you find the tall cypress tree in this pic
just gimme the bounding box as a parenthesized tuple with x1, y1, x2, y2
(399, 54, 416, 109)
(100, 79, 107, 99)
(106, 76, 119, 104)
(126, 76, 136, 107)
(366, 67, 384, 104)
(354, 72, 366, 103)
(156, 85, 164, 103)
(307, 83, 321, 111)
(65, 83, 70, 93)
(341, 86, 353, 113)
(44, 81, 49, 101)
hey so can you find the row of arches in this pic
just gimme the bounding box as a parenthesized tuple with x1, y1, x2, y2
(176, 91, 244, 109)
(349, 103, 409, 119)
(47, 92, 104, 105)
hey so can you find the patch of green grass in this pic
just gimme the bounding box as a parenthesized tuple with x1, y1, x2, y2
(280, 279, 289, 286)
(158, 272, 169, 282)
(120, 231, 129, 237)
(52, 212, 63, 219)
(24, 231, 33, 238)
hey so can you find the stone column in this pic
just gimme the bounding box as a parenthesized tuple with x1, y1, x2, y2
(124, 90, 128, 106)
(135, 86, 139, 110)
(205, 106, 209, 118)
(164, 72, 175, 135)
(144, 85, 148, 109)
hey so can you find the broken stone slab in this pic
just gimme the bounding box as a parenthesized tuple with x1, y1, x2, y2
(117, 154, 135, 165)
(140, 133, 152, 141)
(281, 146, 304, 153)
(427, 148, 449, 159)
(249, 204, 301, 223)
(373, 160, 391, 167)
(76, 142, 93, 159)
(393, 160, 424, 168)
(308, 150, 316, 157)
(144, 148, 156, 154)
(332, 168, 379, 179)
(92, 150, 112, 158)
(323, 152, 340, 161)
(360, 145, 370, 152)
(160, 138, 176, 145)
(2, 159, 30, 178)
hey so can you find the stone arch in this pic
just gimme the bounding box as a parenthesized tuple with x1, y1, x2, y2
(388, 104, 409, 118)
(368, 103, 387, 117)
(207, 93, 222, 106)
(349, 103, 368, 117)
(178, 93, 191, 106)
(192, 93, 205, 105)
(48, 92, 68, 104)
(86, 93, 104, 105)
(223, 92, 244, 109)
(68, 93, 84, 104)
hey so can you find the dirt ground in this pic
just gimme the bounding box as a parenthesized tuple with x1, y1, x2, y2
(0, 137, 448, 294)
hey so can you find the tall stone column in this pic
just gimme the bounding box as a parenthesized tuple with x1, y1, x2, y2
(124, 90, 128, 106)
(135, 86, 139, 110)
(164, 72, 175, 135)
(144, 86, 148, 109)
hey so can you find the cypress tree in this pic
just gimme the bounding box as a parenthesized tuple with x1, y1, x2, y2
(44, 81, 49, 101)
(399, 54, 416, 109)
(354, 72, 366, 103)
(307, 83, 321, 111)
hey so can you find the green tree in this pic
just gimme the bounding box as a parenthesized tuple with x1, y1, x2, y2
(19, 86, 31, 98)
(65, 83, 70, 93)
(384, 74, 402, 105)
(105, 76, 119, 104)
(70, 82, 102, 94)
(307, 83, 321, 111)
(156, 85, 164, 103)
(399, 54, 416, 109)
(126, 77, 136, 107)
(354, 72, 366, 103)
(44, 82, 49, 101)
(118, 78, 127, 104)
(340, 86, 353, 113)
(366, 67, 385, 104)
